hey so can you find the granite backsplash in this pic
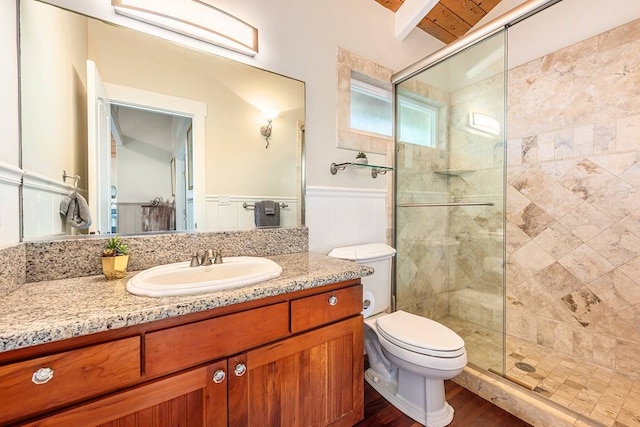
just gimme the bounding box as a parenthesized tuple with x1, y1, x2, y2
(0, 227, 308, 293)
(0, 244, 26, 298)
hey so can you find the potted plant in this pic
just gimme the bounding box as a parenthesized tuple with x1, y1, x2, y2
(101, 236, 130, 280)
(354, 152, 368, 165)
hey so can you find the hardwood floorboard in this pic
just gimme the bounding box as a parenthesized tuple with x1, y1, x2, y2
(356, 378, 532, 427)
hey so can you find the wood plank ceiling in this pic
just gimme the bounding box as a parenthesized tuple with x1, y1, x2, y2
(374, 0, 502, 44)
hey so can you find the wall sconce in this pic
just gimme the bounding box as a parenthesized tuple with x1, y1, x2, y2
(112, 0, 258, 56)
(469, 112, 500, 136)
(260, 108, 279, 148)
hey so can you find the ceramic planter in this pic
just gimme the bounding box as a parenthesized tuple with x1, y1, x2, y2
(102, 255, 129, 280)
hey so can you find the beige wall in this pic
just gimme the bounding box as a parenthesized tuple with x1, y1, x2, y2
(0, 1, 19, 167)
(20, 0, 88, 185)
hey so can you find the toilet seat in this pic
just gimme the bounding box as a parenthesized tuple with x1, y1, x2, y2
(375, 311, 465, 358)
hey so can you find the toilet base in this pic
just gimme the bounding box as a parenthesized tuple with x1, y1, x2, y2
(364, 368, 454, 427)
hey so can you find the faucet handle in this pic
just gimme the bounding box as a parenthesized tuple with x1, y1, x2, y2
(214, 249, 223, 264)
(189, 251, 201, 267)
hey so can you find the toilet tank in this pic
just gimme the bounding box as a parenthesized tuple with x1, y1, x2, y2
(328, 243, 396, 317)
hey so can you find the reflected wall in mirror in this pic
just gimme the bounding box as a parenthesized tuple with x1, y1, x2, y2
(20, 0, 305, 241)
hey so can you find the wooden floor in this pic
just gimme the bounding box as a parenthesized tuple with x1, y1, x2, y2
(355, 379, 532, 427)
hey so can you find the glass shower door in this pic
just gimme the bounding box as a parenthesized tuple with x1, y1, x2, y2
(394, 31, 506, 374)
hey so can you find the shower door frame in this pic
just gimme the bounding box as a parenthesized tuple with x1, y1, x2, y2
(390, 0, 562, 376)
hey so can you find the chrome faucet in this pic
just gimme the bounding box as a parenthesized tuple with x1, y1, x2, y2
(190, 249, 220, 267)
(201, 249, 215, 266)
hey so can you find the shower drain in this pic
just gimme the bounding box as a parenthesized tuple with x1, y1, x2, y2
(515, 362, 536, 373)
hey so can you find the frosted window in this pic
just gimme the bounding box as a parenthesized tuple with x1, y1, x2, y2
(350, 80, 392, 137)
(398, 97, 437, 148)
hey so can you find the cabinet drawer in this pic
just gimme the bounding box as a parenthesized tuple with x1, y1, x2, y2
(0, 336, 141, 424)
(291, 284, 362, 333)
(145, 302, 289, 377)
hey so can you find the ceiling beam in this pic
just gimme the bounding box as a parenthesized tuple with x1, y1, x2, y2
(395, 0, 439, 40)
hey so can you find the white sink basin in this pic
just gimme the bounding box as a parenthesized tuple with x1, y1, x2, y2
(127, 257, 283, 297)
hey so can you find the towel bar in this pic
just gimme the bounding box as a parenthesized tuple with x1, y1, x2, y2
(398, 202, 495, 207)
(242, 202, 288, 209)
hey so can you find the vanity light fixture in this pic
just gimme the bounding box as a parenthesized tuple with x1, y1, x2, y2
(112, 0, 258, 56)
(469, 112, 500, 136)
(260, 108, 279, 148)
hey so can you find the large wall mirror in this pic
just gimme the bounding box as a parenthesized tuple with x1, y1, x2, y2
(20, 0, 305, 241)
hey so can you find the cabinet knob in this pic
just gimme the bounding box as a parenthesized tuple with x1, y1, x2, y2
(32, 367, 54, 385)
(234, 363, 247, 377)
(328, 295, 338, 306)
(212, 369, 226, 384)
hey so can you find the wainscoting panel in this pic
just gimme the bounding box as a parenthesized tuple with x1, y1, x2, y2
(116, 202, 144, 234)
(205, 195, 297, 231)
(0, 161, 22, 246)
(306, 186, 387, 254)
(22, 170, 82, 240)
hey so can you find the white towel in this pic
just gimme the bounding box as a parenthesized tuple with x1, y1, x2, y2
(60, 193, 92, 229)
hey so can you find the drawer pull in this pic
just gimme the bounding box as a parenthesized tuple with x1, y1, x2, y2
(234, 363, 247, 377)
(328, 295, 338, 306)
(32, 367, 54, 385)
(212, 369, 226, 384)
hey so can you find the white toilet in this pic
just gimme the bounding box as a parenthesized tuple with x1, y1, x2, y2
(328, 243, 467, 427)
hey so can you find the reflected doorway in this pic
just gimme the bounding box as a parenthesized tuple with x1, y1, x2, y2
(110, 103, 193, 233)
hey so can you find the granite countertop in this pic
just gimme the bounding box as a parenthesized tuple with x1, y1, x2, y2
(0, 252, 373, 353)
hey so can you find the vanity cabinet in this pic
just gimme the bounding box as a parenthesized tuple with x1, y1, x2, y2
(0, 280, 364, 426)
(229, 316, 363, 426)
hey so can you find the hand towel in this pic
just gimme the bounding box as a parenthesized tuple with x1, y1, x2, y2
(59, 195, 72, 216)
(254, 200, 280, 227)
(263, 200, 276, 215)
(60, 193, 92, 229)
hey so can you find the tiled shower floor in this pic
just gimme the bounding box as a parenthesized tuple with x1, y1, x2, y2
(441, 316, 640, 426)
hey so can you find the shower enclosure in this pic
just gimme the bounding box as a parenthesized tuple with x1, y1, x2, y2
(394, 31, 506, 375)
(393, 1, 640, 425)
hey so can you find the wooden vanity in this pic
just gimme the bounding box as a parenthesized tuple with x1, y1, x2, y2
(0, 279, 364, 426)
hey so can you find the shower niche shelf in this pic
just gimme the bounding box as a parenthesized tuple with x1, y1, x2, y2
(330, 162, 394, 178)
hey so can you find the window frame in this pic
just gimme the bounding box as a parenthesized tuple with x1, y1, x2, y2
(336, 48, 393, 155)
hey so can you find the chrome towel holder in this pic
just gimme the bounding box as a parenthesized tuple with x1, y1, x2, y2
(62, 170, 81, 192)
(242, 202, 288, 209)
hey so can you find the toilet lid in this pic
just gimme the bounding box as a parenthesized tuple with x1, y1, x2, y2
(376, 311, 465, 358)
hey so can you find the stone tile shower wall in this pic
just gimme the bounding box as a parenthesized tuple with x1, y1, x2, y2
(506, 18, 640, 379)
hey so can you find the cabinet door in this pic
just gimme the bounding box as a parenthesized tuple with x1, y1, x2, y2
(23, 361, 228, 427)
(229, 316, 364, 427)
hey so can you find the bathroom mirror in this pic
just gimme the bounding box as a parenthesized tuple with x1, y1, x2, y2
(19, 0, 305, 240)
